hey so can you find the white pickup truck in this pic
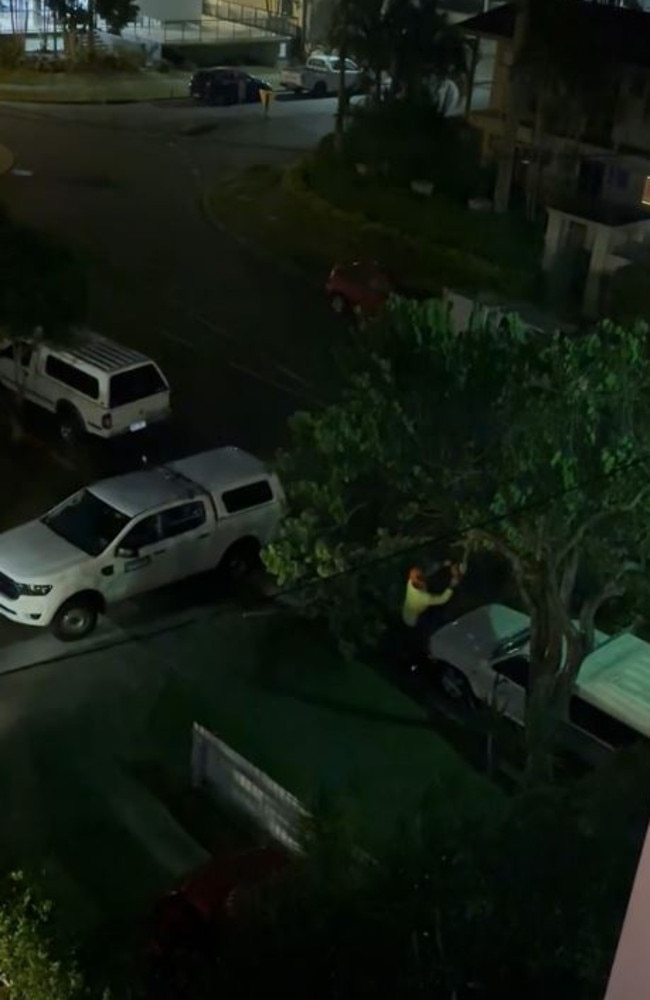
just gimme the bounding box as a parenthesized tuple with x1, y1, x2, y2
(280, 53, 361, 97)
(0, 447, 284, 641)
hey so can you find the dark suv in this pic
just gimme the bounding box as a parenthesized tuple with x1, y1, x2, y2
(189, 67, 272, 105)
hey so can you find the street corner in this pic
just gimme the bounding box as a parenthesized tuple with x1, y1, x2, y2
(0, 143, 15, 176)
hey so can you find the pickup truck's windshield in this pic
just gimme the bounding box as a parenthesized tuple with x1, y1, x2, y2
(42, 490, 130, 556)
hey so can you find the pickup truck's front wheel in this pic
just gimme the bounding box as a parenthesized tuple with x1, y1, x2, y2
(51, 595, 100, 642)
(311, 80, 327, 98)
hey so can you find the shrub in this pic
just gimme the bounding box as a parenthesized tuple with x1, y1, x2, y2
(340, 100, 486, 201)
(0, 35, 25, 69)
(0, 872, 86, 1000)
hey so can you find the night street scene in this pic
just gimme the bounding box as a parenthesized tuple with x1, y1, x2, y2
(5, 0, 650, 997)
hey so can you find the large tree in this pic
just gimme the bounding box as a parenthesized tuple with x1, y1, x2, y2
(329, 0, 470, 105)
(264, 301, 650, 779)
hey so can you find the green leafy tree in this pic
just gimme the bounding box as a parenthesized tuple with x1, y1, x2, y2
(264, 301, 650, 779)
(329, 0, 469, 105)
(0, 872, 86, 1000)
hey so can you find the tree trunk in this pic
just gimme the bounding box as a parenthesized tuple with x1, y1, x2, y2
(464, 36, 479, 120)
(335, 43, 349, 149)
(493, 0, 531, 213)
(87, 0, 96, 53)
(524, 562, 572, 786)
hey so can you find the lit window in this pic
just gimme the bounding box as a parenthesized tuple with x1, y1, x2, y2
(643, 177, 650, 206)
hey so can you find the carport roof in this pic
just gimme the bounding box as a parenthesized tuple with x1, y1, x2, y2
(461, 2, 650, 68)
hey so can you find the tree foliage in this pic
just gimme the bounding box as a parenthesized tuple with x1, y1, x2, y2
(329, 0, 470, 102)
(264, 301, 650, 773)
(159, 758, 649, 999)
(0, 872, 86, 1000)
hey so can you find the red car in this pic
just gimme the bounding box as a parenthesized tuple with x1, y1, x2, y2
(326, 261, 395, 319)
(148, 846, 290, 962)
(326, 261, 432, 320)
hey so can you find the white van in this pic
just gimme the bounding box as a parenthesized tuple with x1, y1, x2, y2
(0, 332, 171, 443)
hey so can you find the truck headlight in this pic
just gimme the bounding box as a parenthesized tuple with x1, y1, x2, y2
(16, 583, 53, 596)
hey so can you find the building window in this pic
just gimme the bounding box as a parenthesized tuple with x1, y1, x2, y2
(642, 177, 650, 205)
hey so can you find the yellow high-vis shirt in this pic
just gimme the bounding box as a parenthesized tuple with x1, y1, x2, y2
(401, 581, 453, 627)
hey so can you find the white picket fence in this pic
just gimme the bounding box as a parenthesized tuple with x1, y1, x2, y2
(190, 722, 310, 856)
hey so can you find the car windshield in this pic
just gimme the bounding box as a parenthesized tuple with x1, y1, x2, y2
(42, 490, 130, 556)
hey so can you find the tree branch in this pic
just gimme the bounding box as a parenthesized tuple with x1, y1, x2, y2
(557, 486, 650, 567)
(466, 528, 534, 611)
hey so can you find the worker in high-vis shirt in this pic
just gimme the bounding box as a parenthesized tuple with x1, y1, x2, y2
(401, 562, 466, 664)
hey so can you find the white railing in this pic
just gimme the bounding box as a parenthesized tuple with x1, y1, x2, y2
(191, 722, 310, 856)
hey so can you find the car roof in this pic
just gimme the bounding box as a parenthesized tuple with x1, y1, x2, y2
(429, 604, 531, 669)
(89, 467, 192, 518)
(168, 446, 268, 496)
(576, 631, 650, 738)
(88, 447, 269, 519)
(45, 331, 153, 376)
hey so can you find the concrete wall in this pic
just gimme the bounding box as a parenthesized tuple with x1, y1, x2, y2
(138, 0, 201, 22)
(167, 38, 281, 63)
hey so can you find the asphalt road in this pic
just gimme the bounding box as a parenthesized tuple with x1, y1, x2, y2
(0, 95, 342, 454)
(0, 86, 493, 653)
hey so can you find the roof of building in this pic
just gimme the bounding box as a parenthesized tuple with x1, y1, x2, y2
(88, 448, 268, 519)
(461, 2, 650, 68)
(54, 331, 152, 375)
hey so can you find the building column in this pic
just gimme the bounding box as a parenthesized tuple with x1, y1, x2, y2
(543, 209, 565, 271)
(583, 223, 612, 317)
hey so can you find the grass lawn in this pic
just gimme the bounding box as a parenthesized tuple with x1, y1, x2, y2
(205, 163, 539, 300)
(141, 612, 501, 853)
(0, 68, 190, 103)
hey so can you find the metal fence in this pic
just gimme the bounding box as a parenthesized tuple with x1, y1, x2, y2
(191, 722, 310, 855)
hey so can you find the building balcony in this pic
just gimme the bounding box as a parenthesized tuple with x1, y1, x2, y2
(546, 183, 650, 226)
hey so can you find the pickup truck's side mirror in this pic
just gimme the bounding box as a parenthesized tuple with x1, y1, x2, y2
(116, 545, 139, 559)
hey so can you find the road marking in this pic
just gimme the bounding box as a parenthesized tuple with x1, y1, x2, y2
(11, 167, 32, 177)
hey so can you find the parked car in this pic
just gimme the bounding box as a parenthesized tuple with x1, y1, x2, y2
(280, 52, 361, 97)
(0, 332, 170, 444)
(427, 603, 649, 754)
(326, 261, 433, 319)
(0, 447, 284, 640)
(189, 67, 272, 105)
(148, 847, 290, 963)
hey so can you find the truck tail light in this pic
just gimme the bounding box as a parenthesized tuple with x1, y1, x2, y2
(102, 413, 112, 429)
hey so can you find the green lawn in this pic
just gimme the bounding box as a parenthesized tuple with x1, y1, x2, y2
(0, 69, 190, 103)
(205, 163, 539, 300)
(141, 612, 501, 852)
